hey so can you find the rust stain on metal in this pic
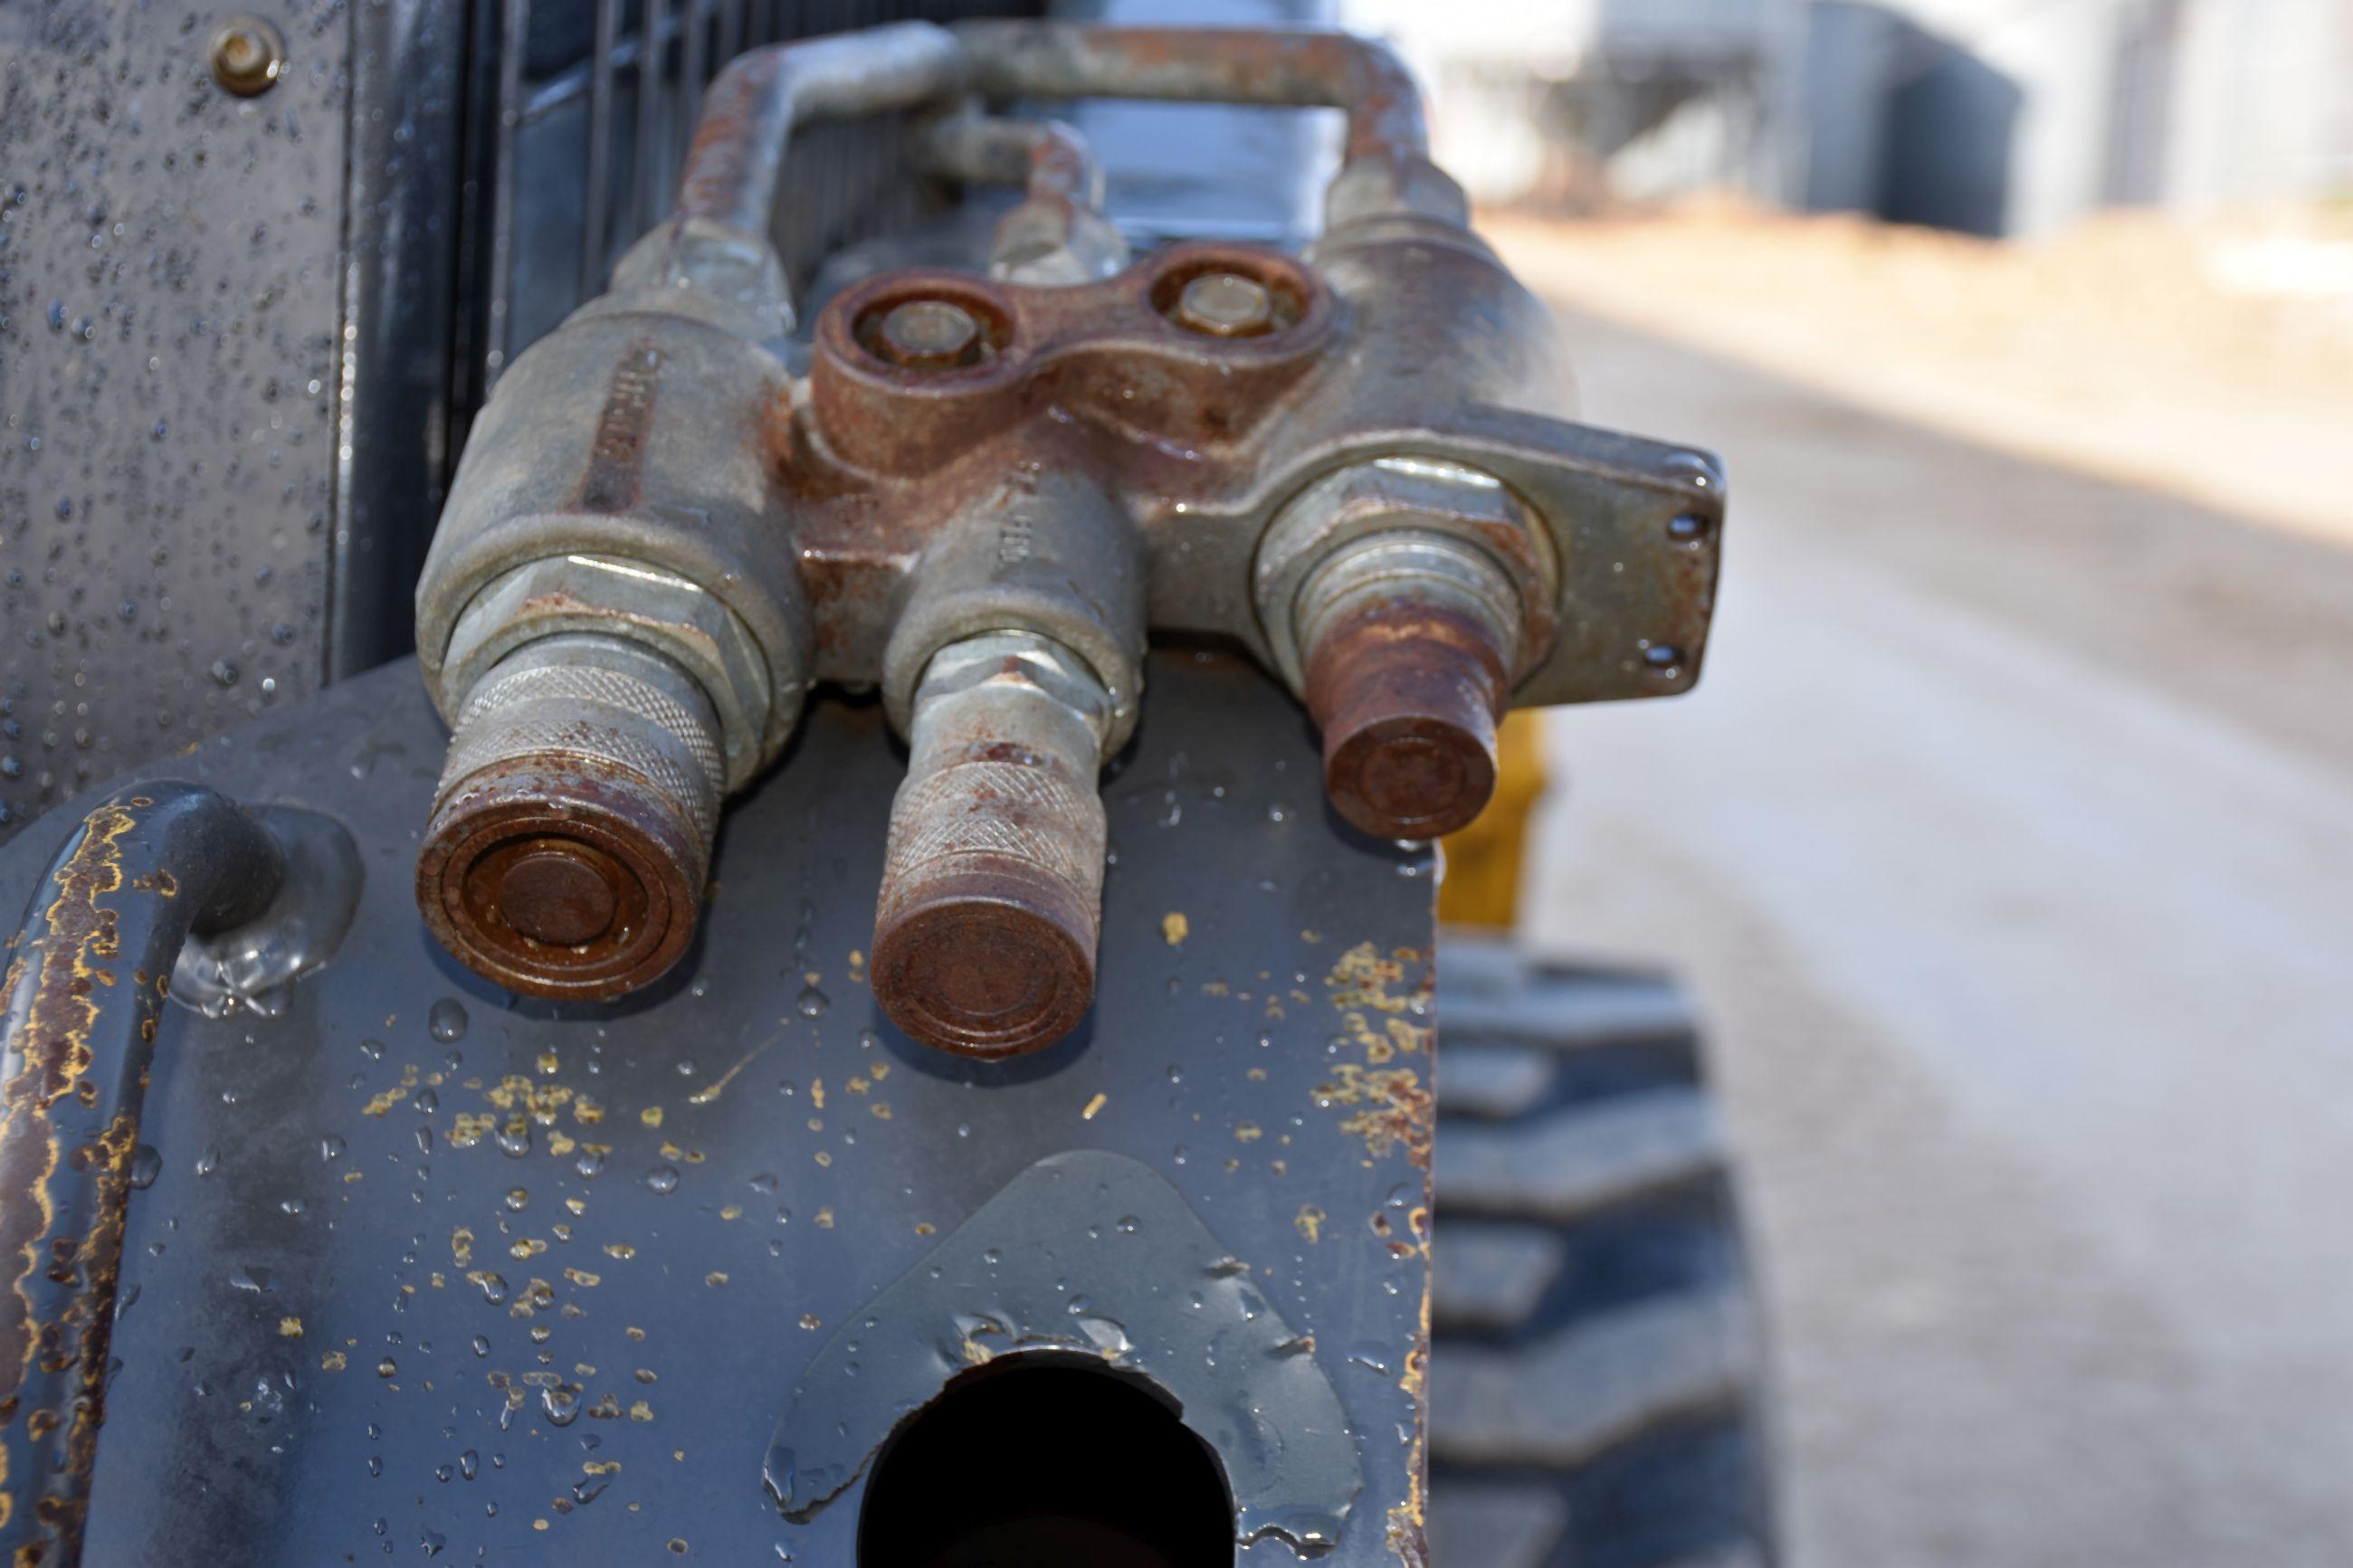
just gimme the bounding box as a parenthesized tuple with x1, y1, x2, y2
(1313, 943, 1437, 1169)
(418, 755, 704, 1003)
(0, 803, 135, 1402)
(1307, 599, 1510, 841)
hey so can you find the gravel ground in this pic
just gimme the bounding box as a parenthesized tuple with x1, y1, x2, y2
(1511, 300, 2353, 1567)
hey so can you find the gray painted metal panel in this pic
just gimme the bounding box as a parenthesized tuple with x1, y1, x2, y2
(0, 1, 355, 834)
(0, 647, 1438, 1562)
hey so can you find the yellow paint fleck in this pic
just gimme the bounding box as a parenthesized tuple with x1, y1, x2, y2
(629, 1401, 654, 1422)
(870, 1103, 891, 1121)
(1294, 1205, 1326, 1244)
(278, 1316, 302, 1337)
(605, 1241, 635, 1260)
(914, 1221, 936, 1237)
(509, 1238, 548, 1260)
(452, 1227, 474, 1268)
(1161, 911, 1190, 946)
(1234, 1119, 1263, 1142)
(320, 1351, 347, 1372)
(1081, 1092, 1108, 1121)
(719, 1203, 743, 1221)
(870, 1062, 890, 1081)
(536, 1050, 559, 1076)
(533, 1520, 548, 1533)
(564, 1269, 601, 1288)
(811, 1079, 825, 1110)
(814, 1151, 833, 1167)
(639, 1105, 663, 1128)
(704, 1271, 729, 1288)
(359, 1084, 412, 1117)
(815, 1207, 835, 1230)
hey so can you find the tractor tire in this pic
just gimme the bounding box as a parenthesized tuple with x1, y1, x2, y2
(1429, 940, 1777, 1568)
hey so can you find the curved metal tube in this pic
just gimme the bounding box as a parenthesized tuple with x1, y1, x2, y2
(672, 21, 1431, 249)
(0, 784, 284, 1564)
(676, 21, 969, 239)
(921, 111, 1103, 210)
(951, 21, 1429, 165)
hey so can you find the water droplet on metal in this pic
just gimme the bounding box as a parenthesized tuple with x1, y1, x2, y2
(427, 998, 469, 1042)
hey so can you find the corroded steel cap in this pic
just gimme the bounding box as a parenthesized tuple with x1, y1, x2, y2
(1305, 596, 1509, 841)
(416, 635, 723, 999)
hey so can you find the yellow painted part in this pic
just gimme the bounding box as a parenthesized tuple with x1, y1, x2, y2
(1438, 708, 1548, 930)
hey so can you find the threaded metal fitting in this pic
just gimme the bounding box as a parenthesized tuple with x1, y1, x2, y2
(1255, 460, 1549, 839)
(872, 631, 1113, 1058)
(416, 633, 725, 999)
(1295, 531, 1521, 840)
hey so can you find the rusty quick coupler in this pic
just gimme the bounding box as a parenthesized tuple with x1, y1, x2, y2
(418, 634, 724, 998)
(408, 21, 1724, 1050)
(872, 633, 1116, 1056)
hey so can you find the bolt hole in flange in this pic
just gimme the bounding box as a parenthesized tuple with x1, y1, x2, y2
(859, 1356, 1234, 1567)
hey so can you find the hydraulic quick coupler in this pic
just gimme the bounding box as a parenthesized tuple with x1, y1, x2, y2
(413, 22, 1723, 1054)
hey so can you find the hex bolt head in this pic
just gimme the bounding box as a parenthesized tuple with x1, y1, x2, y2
(209, 17, 285, 97)
(872, 299, 984, 369)
(1171, 272, 1275, 337)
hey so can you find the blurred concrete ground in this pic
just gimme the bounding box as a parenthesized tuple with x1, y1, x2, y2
(1510, 290, 2353, 1565)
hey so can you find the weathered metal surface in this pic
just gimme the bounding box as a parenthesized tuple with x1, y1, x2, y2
(0, 648, 1437, 1563)
(0, 782, 287, 1561)
(871, 632, 1114, 1057)
(954, 21, 1430, 166)
(672, 24, 971, 242)
(1308, 597, 1511, 842)
(409, 21, 1722, 1028)
(0, 0, 1037, 848)
(417, 636, 725, 1001)
(0, 1, 356, 838)
(767, 1149, 1365, 1554)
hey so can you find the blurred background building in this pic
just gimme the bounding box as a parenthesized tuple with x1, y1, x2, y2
(1346, 0, 2353, 234)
